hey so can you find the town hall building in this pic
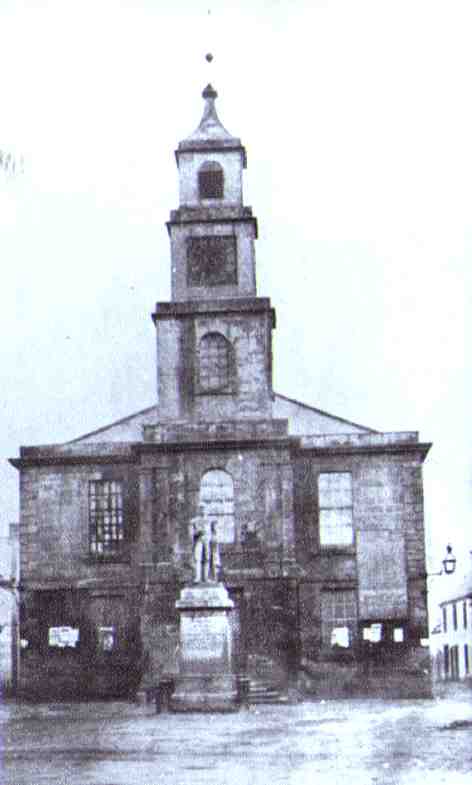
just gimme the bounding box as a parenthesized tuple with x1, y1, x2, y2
(11, 84, 431, 700)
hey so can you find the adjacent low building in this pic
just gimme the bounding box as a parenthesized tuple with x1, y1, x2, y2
(0, 524, 19, 694)
(431, 560, 472, 684)
(11, 84, 431, 700)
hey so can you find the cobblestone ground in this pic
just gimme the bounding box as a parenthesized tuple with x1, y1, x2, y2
(1, 687, 471, 785)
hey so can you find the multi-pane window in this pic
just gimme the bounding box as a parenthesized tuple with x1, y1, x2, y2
(89, 480, 124, 557)
(321, 590, 357, 650)
(199, 332, 232, 392)
(318, 472, 353, 546)
(198, 161, 224, 199)
(200, 470, 235, 543)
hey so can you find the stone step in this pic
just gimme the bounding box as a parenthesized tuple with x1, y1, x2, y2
(247, 679, 288, 705)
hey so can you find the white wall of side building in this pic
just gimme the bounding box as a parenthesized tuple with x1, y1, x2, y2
(0, 525, 19, 692)
(434, 572, 472, 682)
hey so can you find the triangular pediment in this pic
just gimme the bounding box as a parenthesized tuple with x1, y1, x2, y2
(66, 394, 376, 447)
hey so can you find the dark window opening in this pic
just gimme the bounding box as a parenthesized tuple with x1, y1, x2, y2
(453, 602, 458, 631)
(198, 162, 224, 199)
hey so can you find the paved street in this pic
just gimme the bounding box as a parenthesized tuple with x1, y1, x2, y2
(1, 689, 471, 785)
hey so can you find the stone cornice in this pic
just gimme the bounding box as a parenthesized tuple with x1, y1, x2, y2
(166, 213, 257, 238)
(175, 142, 247, 167)
(152, 296, 276, 327)
(137, 437, 298, 455)
(9, 454, 137, 470)
(9, 437, 431, 469)
(294, 441, 432, 461)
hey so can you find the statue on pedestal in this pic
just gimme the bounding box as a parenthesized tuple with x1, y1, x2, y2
(189, 506, 221, 583)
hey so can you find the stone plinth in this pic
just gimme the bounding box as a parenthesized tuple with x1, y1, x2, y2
(170, 583, 237, 712)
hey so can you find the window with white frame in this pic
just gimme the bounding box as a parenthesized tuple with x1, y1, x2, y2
(318, 472, 353, 546)
(199, 469, 235, 543)
(321, 590, 357, 650)
(89, 480, 124, 557)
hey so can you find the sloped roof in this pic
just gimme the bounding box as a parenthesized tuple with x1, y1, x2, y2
(64, 393, 376, 447)
(177, 84, 243, 153)
(66, 404, 158, 445)
(273, 393, 377, 436)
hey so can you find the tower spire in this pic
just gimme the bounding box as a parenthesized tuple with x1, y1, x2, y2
(179, 81, 238, 149)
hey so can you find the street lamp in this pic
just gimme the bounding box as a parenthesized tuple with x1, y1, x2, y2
(427, 544, 456, 577)
(441, 544, 456, 575)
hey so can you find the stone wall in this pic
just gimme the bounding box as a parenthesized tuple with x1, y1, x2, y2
(14, 434, 429, 699)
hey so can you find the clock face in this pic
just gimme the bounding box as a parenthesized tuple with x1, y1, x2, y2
(187, 236, 238, 287)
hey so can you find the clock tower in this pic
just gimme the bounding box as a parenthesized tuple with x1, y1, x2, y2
(152, 84, 276, 422)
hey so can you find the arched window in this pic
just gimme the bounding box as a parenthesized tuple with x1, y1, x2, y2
(200, 470, 235, 543)
(198, 161, 224, 199)
(199, 332, 232, 392)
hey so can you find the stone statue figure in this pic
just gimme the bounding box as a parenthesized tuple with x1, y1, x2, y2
(190, 506, 220, 583)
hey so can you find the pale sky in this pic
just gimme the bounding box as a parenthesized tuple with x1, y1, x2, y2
(1, 0, 471, 585)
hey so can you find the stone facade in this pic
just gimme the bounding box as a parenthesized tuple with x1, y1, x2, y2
(11, 85, 431, 700)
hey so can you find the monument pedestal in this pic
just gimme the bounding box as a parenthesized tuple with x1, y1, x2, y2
(170, 583, 238, 712)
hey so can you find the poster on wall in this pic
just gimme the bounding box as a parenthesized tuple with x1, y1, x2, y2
(48, 627, 80, 648)
(97, 626, 115, 652)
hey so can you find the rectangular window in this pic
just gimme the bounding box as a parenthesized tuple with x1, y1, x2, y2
(318, 472, 353, 546)
(321, 590, 357, 650)
(453, 603, 458, 631)
(465, 644, 470, 675)
(442, 606, 447, 633)
(89, 480, 124, 557)
(463, 601, 468, 630)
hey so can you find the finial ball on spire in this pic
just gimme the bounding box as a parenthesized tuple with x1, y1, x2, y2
(202, 83, 217, 100)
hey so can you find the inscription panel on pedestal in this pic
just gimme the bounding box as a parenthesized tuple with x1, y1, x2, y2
(181, 611, 231, 663)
